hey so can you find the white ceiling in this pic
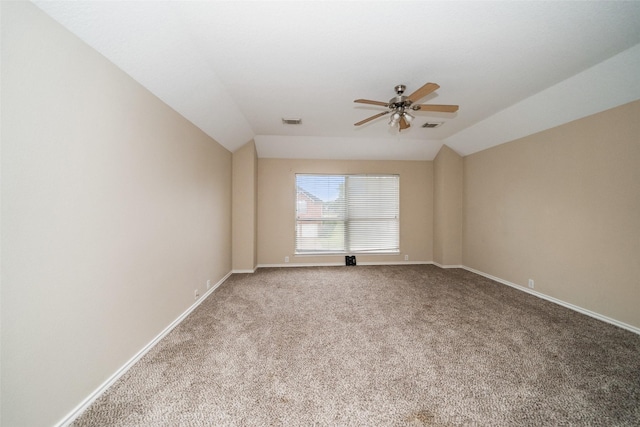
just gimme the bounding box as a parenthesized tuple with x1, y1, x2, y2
(34, 1, 640, 160)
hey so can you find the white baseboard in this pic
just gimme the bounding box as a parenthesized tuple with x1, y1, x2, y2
(431, 262, 464, 269)
(257, 262, 343, 268)
(461, 266, 640, 336)
(232, 268, 257, 273)
(257, 261, 432, 268)
(359, 261, 432, 266)
(54, 271, 232, 427)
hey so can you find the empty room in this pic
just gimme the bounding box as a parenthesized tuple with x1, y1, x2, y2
(2, 1, 639, 426)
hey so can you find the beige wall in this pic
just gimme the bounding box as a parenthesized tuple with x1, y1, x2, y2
(232, 140, 258, 272)
(257, 158, 433, 265)
(433, 145, 463, 266)
(463, 100, 640, 329)
(1, 3, 232, 426)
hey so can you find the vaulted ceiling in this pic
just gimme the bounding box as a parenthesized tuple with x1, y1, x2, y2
(34, 1, 640, 160)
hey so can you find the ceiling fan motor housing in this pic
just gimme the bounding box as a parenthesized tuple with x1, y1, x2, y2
(389, 95, 411, 111)
(390, 85, 413, 110)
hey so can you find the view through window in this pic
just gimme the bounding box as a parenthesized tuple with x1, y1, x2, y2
(295, 174, 399, 254)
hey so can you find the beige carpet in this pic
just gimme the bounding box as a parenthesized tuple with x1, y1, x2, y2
(73, 265, 640, 426)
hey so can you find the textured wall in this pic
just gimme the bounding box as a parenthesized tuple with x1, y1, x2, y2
(433, 145, 463, 266)
(232, 140, 258, 272)
(463, 100, 640, 329)
(1, 3, 232, 426)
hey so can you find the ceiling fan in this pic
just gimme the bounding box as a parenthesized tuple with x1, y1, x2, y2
(354, 82, 459, 131)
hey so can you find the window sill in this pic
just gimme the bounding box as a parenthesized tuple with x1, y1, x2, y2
(294, 251, 400, 257)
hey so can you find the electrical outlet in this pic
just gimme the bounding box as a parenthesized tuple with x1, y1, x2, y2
(194, 289, 200, 300)
(207, 279, 211, 290)
(285, 256, 289, 263)
(404, 255, 409, 261)
(528, 279, 534, 289)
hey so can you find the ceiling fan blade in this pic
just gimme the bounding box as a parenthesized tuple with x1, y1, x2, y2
(412, 104, 459, 113)
(407, 82, 440, 103)
(354, 99, 389, 107)
(354, 111, 390, 126)
(399, 117, 410, 130)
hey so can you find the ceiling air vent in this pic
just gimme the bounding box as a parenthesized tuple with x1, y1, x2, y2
(422, 122, 443, 128)
(282, 118, 302, 125)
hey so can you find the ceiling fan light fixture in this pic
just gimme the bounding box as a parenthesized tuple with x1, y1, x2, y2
(403, 112, 414, 122)
(388, 110, 402, 127)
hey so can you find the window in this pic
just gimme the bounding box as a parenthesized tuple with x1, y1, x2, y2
(295, 174, 399, 254)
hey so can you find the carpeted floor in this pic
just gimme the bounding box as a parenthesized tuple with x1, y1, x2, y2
(73, 265, 640, 426)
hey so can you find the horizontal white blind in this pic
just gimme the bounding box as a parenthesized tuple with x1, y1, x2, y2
(295, 174, 399, 254)
(347, 175, 399, 252)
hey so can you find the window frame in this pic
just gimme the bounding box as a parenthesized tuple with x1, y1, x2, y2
(294, 173, 400, 255)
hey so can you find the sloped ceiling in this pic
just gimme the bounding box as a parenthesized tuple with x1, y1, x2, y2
(34, 1, 640, 160)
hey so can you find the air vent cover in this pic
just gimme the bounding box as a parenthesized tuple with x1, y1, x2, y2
(282, 118, 302, 125)
(422, 122, 443, 128)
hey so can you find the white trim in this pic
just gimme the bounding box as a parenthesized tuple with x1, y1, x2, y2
(461, 266, 640, 336)
(257, 262, 343, 268)
(54, 271, 233, 427)
(231, 268, 257, 274)
(257, 261, 432, 268)
(431, 262, 464, 269)
(293, 252, 401, 257)
(358, 261, 431, 266)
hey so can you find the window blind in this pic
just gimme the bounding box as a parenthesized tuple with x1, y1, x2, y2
(295, 174, 399, 254)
